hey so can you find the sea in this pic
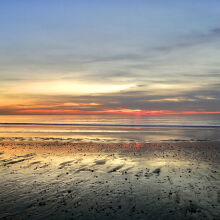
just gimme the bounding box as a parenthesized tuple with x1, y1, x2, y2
(0, 114, 219, 142)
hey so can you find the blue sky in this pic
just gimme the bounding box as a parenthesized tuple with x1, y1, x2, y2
(0, 0, 220, 114)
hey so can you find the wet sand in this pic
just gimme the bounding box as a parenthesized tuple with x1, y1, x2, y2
(0, 138, 219, 219)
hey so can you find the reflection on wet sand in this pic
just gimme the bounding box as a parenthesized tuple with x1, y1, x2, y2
(0, 139, 219, 219)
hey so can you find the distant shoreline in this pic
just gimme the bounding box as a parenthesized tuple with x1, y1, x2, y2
(1, 122, 220, 128)
(0, 137, 219, 143)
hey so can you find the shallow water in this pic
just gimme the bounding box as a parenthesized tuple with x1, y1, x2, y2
(0, 115, 220, 142)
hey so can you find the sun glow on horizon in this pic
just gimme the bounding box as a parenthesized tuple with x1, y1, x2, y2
(8, 108, 220, 115)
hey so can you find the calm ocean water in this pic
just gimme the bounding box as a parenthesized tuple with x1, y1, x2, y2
(0, 115, 219, 142)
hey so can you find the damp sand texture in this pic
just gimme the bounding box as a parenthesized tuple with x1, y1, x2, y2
(0, 140, 220, 220)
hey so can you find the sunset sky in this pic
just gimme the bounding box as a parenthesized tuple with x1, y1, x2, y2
(0, 0, 220, 115)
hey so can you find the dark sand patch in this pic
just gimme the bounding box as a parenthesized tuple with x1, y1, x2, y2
(75, 167, 95, 173)
(59, 160, 74, 169)
(2, 153, 35, 166)
(152, 167, 161, 175)
(39, 163, 50, 169)
(108, 165, 124, 173)
(3, 158, 27, 166)
(30, 161, 41, 165)
(94, 159, 107, 165)
(17, 153, 36, 158)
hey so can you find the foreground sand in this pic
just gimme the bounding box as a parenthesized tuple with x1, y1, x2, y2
(0, 139, 219, 219)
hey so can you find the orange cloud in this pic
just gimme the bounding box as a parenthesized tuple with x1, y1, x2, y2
(62, 102, 100, 107)
(14, 108, 220, 115)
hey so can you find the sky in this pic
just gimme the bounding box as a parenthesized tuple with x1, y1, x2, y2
(0, 0, 220, 115)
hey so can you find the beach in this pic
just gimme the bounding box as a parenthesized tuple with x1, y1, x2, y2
(0, 138, 219, 219)
(1, 0, 220, 219)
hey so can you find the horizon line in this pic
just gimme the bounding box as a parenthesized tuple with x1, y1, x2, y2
(1, 111, 220, 116)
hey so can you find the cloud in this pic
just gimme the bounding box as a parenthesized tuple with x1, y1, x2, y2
(1, 80, 219, 115)
(74, 27, 220, 66)
(1, 23, 220, 115)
